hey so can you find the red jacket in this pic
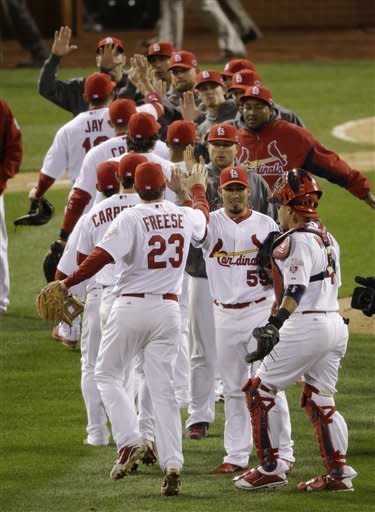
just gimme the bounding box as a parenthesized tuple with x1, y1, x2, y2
(0, 99, 22, 194)
(237, 119, 370, 200)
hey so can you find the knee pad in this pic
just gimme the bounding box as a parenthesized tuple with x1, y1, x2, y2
(301, 383, 346, 472)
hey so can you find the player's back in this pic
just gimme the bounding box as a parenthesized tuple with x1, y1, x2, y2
(101, 200, 206, 296)
(62, 107, 114, 181)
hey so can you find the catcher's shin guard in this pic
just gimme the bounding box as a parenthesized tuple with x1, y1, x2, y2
(242, 377, 278, 471)
(301, 383, 347, 474)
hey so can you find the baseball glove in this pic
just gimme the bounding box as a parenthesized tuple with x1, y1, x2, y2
(43, 241, 65, 282)
(36, 281, 84, 327)
(245, 324, 280, 363)
(256, 231, 281, 284)
(14, 197, 54, 226)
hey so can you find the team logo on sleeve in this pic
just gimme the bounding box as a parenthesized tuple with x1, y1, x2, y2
(101, 224, 119, 242)
(286, 258, 303, 274)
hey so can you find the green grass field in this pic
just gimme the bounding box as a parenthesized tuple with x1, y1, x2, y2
(0, 61, 374, 511)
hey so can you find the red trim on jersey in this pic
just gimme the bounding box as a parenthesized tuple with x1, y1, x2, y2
(228, 209, 252, 223)
(190, 184, 209, 222)
(182, 199, 193, 207)
(64, 247, 113, 288)
(35, 174, 55, 198)
(61, 188, 92, 235)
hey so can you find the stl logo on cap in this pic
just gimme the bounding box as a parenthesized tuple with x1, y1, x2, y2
(153, 43, 160, 52)
(217, 126, 225, 136)
(202, 70, 210, 79)
(175, 54, 182, 62)
(235, 74, 243, 83)
(105, 37, 114, 45)
(230, 168, 239, 178)
(252, 86, 260, 95)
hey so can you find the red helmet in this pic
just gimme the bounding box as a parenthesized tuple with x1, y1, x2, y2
(270, 169, 322, 218)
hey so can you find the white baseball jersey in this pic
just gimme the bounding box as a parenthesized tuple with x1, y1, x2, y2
(73, 105, 169, 201)
(41, 107, 114, 183)
(77, 193, 140, 286)
(274, 226, 341, 312)
(97, 200, 206, 296)
(196, 208, 279, 304)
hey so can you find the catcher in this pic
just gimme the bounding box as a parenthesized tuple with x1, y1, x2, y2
(236, 168, 357, 492)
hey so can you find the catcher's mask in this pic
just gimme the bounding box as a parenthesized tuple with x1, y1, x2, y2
(269, 169, 322, 218)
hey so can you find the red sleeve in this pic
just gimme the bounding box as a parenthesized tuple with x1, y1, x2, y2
(190, 184, 209, 222)
(55, 269, 67, 280)
(144, 92, 164, 118)
(0, 100, 22, 193)
(305, 140, 371, 200)
(64, 247, 113, 288)
(60, 188, 92, 237)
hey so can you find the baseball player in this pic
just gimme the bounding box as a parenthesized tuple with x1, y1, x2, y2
(228, 70, 305, 128)
(0, 99, 22, 314)
(235, 168, 357, 491)
(221, 58, 257, 91)
(194, 166, 294, 474)
(75, 158, 142, 446)
(58, 162, 209, 495)
(38, 26, 129, 116)
(57, 97, 168, 241)
(146, 40, 175, 89)
(29, 72, 116, 209)
(236, 86, 375, 207)
(184, 123, 275, 441)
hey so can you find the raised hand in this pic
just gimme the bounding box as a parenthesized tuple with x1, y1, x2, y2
(51, 26, 78, 57)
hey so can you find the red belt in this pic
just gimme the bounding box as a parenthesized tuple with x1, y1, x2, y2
(122, 293, 178, 302)
(213, 297, 266, 309)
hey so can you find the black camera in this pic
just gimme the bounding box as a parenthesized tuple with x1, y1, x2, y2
(351, 276, 375, 317)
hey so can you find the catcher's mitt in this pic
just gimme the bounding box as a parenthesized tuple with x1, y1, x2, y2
(36, 281, 84, 327)
(14, 197, 54, 226)
(256, 231, 281, 284)
(245, 323, 279, 363)
(43, 241, 65, 282)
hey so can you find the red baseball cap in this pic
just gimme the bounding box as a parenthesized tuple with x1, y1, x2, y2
(96, 161, 120, 192)
(118, 153, 148, 178)
(227, 70, 262, 93)
(97, 36, 124, 53)
(195, 70, 224, 89)
(220, 166, 249, 188)
(168, 50, 198, 70)
(109, 99, 137, 125)
(239, 86, 273, 107)
(127, 112, 161, 139)
(167, 120, 199, 145)
(147, 40, 175, 58)
(135, 162, 166, 191)
(84, 72, 116, 101)
(221, 58, 256, 78)
(207, 124, 239, 144)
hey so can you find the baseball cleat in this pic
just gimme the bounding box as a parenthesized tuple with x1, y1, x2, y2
(51, 325, 79, 348)
(185, 422, 209, 440)
(110, 442, 147, 480)
(161, 466, 181, 496)
(142, 441, 158, 465)
(298, 474, 355, 492)
(234, 468, 288, 491)
(210, 462, 248, 475)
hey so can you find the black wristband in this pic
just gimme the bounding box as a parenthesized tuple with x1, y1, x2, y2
(268, 307, 291, 329)
(59, 229, 70, 242)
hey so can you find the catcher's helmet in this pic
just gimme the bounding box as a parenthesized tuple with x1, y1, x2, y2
(270, 169, 322, 218)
